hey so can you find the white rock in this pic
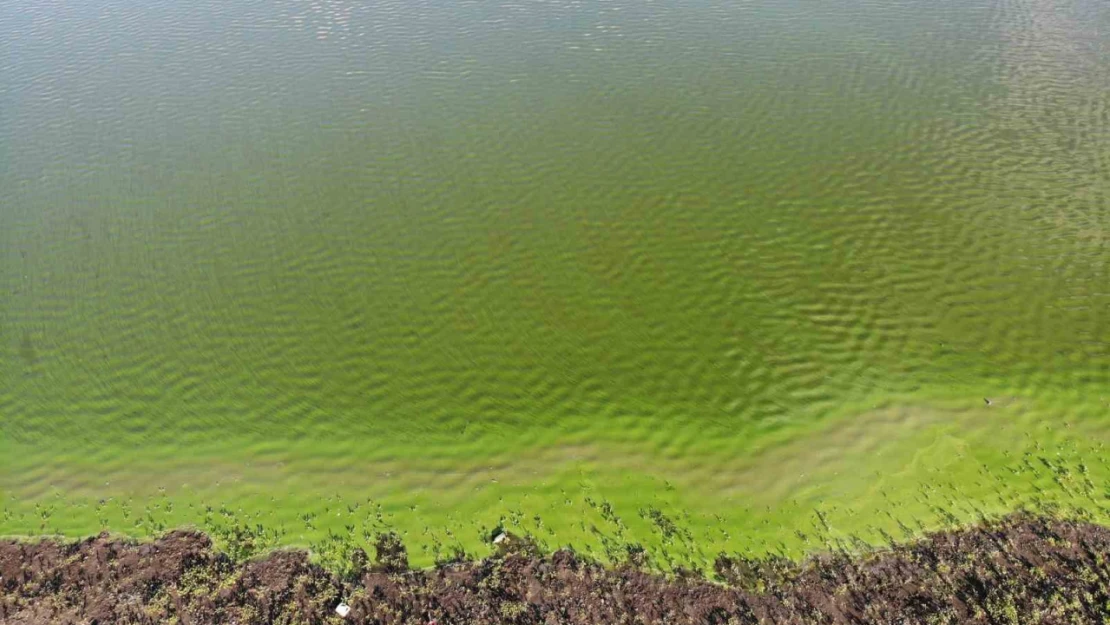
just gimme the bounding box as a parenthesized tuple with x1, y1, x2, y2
(335, 603, 351, 618)
(493, 532, 507, 544)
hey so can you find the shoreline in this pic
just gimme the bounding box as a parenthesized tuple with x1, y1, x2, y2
(3, 511, 1110, 624)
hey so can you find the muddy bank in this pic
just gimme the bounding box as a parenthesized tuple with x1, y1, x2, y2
(2, 512, 1110, 624)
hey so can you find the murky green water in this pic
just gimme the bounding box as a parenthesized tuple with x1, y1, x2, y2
(1, 0, 1108, 561)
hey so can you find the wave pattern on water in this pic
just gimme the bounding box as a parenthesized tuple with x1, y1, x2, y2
(0, 0, 1108, 540)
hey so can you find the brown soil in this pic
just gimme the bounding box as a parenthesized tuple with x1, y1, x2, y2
(3, 513, 1110, 624)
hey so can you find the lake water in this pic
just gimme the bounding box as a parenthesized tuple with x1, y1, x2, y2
(1, 0, 1108, 559)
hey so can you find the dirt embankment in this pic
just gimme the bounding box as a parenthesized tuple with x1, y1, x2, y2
(2, 513, 1110, 624)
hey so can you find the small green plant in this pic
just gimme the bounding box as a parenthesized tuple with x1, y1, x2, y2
(202, 506, 284, 563)
(374, 531, 408, 573)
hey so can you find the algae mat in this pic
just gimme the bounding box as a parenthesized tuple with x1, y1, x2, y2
(1, 0, 1109, 564)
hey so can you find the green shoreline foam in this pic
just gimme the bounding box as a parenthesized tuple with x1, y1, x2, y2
(5, 387, 1109, 568)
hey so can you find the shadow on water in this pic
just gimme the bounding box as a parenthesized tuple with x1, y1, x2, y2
(19, 330, 39, 372)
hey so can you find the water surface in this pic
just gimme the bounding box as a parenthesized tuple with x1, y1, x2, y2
(1, 0, 1108, 559)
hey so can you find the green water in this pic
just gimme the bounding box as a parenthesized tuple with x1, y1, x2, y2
(1, 0, 1109, 564)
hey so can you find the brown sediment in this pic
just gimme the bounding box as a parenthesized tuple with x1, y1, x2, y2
(2, 512, 1110, 624)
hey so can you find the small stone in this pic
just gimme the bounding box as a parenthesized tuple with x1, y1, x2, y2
(492, 532, 508, 544)
(336, 603, 351, 618)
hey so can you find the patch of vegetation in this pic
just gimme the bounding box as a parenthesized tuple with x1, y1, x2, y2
(5, 512, 1110, 624)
